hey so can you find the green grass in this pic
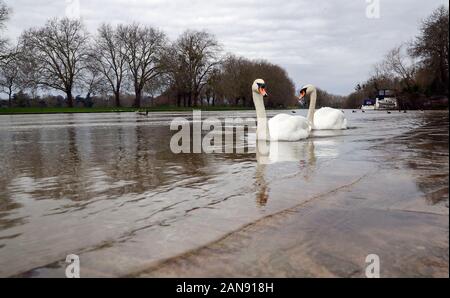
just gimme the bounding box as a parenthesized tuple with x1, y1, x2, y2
(0, 105, 257, 115)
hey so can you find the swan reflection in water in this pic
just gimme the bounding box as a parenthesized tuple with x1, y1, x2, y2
(254, 140, 317, 206)
(256, 140, 316, 165)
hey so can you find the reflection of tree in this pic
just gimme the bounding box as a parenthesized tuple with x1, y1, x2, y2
(67, 127, 80, 165)
(61, 125, 85, 201)
(0, 120, 87, 228)
(0, 187, 24, 230)
(0, 116, 218, 210)
(385, 112, 449, 205)
(132, 124, 210, 190)
(85, 121, 212, 194)
(298, 141, 316, 181)
(254, 140, 317, 207)
(255, 161, 269, 206)
(405, 112, 449, 205)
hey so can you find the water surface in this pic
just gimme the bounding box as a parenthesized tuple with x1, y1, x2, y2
(0, 110, 448, 277)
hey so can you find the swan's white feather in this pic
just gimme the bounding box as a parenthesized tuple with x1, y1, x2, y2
(268, 114, 311, 141)
(314, 107, 347, 130)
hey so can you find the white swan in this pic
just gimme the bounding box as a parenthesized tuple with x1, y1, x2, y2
(299, 84, 347, 130)
(252, 79, 311, 141)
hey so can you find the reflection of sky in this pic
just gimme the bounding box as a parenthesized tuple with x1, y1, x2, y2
(256, 141, 318, 164)
(313, 139, 340, 158)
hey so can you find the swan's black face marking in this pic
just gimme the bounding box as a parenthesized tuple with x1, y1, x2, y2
(257, 83, 266, 89)
(257, 83, 268, 97)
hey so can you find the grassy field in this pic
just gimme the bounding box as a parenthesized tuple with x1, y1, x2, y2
(0, 106, 258, 115)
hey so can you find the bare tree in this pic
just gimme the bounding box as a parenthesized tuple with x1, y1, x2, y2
(0, 0, 11, 60)
(252, 59, 297, 108)
(0, 47, 21, 106)
(0, 1, 8, 28)
(92, 24, 128, 107)
(20, 18, 90, 107)
(16, 48, 40, 100)
(82, 56, 109, 98)
(382, 44, 416, 90)
(173, 30, 222, 106)
(410, 5, 449, 95)
(119, 24, 166, 108)
(219, 55, 254, 106)
(203, 68, 222, 106)
(217, 55, 296, 108)
(159, 46, 187, 106)
(144, 75, 167, 103)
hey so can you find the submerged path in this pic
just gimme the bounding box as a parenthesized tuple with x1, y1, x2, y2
(134, 113, 449, 278)
(135, 174, 448, 277)
(135, 113, 449, 277)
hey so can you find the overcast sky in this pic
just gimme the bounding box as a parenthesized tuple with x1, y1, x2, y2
(3, 0, 449, 95)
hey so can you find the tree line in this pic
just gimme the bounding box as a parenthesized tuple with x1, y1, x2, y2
(347, 6, 449, 109)
(0, 1, 296, 109)
(1, 2, 448, 110)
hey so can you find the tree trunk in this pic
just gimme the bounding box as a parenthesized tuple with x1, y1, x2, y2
(67, 90, 74, 108)
(114, 91, 121, 107)
(134, 88, 142, 108)
(439, 52, 447, 94)
(177, 93, 181, 107)
(196, 92, 201, 107)
(188, 92, 192, 107)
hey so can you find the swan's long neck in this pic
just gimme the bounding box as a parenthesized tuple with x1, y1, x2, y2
(252, 92, 269, 140)
(307, 88, 317, 127)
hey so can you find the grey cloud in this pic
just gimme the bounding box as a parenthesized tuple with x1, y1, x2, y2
(4, 0, 449, 94)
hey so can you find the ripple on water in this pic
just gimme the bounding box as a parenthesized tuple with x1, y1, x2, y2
(0, 110, 448, 277)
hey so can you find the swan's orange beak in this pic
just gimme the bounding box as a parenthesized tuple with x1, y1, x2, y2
(299, 90, 306, 100)
(259, 87, 268, 97)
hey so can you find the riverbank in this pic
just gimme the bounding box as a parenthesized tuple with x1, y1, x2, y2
(1, 106, 448, 115)
(0, 106, 263, 115)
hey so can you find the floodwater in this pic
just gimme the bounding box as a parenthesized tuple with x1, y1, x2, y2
(0, 110, 448, 277)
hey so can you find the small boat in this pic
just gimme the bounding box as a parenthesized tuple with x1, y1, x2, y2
(361, 98, 375, 110)
(361, 90, 398, 111)
(375, 90, 398, 110)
